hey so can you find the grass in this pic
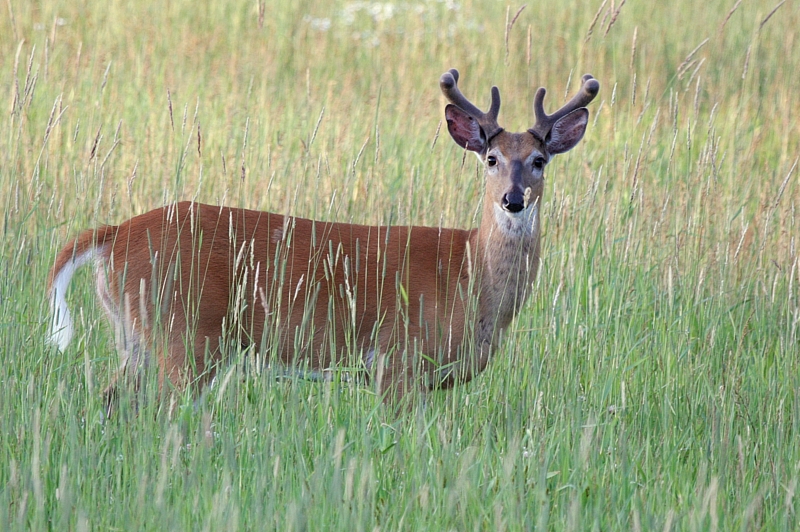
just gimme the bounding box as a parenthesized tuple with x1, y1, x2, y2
(1, 0, 799, 529)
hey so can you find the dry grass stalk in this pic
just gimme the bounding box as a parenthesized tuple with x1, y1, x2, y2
(504, 4, 527, 64)
(585, 0, 608, 42)
(604, 0, 626, 36)
(719, 0, 742, 33)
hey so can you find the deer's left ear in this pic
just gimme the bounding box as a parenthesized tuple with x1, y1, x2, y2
(445, 104, 487, 153)
(546, 108, 589, 154)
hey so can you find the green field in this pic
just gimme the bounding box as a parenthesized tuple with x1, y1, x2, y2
(2, 0, 799, 529)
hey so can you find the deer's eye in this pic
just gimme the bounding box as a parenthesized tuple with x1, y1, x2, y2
(532, 157, 546, 170)
(486, 155, 497, 167)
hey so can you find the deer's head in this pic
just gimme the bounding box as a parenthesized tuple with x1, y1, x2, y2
(441, 69, 599, 235)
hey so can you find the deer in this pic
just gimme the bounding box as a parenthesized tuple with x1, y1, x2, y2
(47, 69, 599, 414)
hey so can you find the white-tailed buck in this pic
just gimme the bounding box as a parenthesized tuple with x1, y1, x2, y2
(48, 69, 599, 413)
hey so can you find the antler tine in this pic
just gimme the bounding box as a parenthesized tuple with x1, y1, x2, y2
(488, 86, 501, 121)
(440, 69, 503, 139)
(530, 74, 600, 140)
(440, 69, 482, 118)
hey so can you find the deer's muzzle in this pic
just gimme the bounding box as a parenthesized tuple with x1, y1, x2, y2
(502, 189, 526, 213)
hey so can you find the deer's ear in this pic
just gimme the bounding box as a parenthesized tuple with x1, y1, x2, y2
(445, 104, 487, 153)
(547, 108, 589, 154)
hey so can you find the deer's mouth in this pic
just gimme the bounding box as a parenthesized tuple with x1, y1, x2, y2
(493, 202, 538, 236)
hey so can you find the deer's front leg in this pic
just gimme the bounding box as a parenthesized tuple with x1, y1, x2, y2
(370, 347, 427, 410)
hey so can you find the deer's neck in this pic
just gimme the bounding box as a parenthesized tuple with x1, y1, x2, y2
(470, 199, 541, 343)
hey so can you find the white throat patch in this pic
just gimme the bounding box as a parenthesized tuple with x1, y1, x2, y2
(493, 202, 539, 237)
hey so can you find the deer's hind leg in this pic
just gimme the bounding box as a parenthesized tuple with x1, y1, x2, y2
(96, 268, 153, 417)
(157, 321, 226, 404)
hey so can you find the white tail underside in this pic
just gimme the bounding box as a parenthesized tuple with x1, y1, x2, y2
(49, 248, 101, 351)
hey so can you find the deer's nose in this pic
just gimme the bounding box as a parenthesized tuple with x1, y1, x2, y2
(502, 191, 525, 213)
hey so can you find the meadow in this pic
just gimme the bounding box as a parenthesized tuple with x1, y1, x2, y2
(1, 0, 799, 529)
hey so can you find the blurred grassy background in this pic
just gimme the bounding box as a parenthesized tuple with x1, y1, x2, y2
(1, 0, 799, 529)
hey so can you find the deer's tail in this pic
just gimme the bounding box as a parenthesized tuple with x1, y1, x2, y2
(48, 226, 117, 351)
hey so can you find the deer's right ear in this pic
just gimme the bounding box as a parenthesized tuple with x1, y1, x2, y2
(445, 104, 487, 153)
(546, 108, 589, 155)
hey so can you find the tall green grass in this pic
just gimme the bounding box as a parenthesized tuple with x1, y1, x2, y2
(1, 0, 799, 529)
